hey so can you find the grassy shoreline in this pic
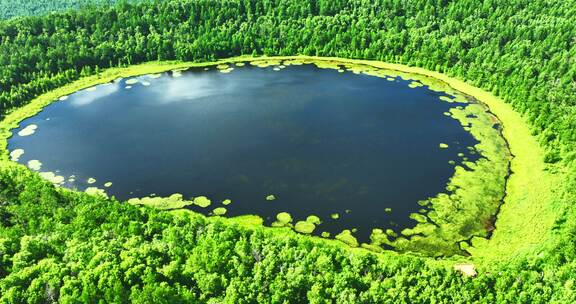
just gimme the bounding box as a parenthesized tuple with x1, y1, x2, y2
(0, 55, 559, 265)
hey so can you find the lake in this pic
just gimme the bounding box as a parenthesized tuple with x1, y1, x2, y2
(8, 62, 480, 243)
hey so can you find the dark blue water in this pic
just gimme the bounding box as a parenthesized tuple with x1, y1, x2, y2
(8, 63, 479, 243)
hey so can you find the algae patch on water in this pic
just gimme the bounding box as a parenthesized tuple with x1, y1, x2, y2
(85, 187, 108, 198)
(9, 149, 24, 161)
(292, 215, 321, 234)
(17, 124, 38, 137)
(27, 159, 42, 171)
(294, 221, 316, 234)
(193, 196, 211, 208)
(217, 64, 234, 73)
(125, 78, 139, 85)
(336, 230, 359, 247)
(272, 212, 293, 227)
(439, 96, 455, 103)
(127, 193, 193, 210)
(212, 207, 227, 216)
(250, 59, 283, 68)
(39, 172, 65, 185)
(306, 215, 321, 225)
(408, 81, 424, 88)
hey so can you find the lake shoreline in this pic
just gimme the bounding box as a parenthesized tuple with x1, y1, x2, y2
(0, 56, 557, 263)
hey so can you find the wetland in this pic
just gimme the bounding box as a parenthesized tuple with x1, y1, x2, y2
(6, 59, 510, 252)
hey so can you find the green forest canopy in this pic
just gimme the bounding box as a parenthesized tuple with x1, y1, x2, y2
(0, 0, 150, 20)
(0, 0, 575, 302)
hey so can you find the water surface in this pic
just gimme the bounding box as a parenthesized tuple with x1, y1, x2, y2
(8, 63, 479, 242)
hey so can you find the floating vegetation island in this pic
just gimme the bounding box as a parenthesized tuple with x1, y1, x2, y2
(17, 124, 37, 136)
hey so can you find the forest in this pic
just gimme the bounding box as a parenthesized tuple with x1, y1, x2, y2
(0, 0, 145, 20)
(0, 0, 575, 302)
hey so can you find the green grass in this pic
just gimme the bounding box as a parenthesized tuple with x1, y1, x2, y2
(465, 95, 564, 264)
